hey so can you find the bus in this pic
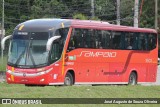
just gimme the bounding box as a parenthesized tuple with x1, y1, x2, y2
(1, 18, 158, 86)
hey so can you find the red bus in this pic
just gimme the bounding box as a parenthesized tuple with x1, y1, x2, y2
(1, 19, 158, 86)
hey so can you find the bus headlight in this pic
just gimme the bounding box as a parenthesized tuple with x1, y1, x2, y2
(37, 68, 53, 75)
(8, 78, 11, 81)
(40, 79, 45, 82)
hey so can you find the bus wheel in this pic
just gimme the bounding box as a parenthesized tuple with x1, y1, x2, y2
(64, 72, 73, 86)
(128, 72, 137, 85)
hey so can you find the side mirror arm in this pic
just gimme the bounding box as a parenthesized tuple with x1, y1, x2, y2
(46, 36, 61, 51)
(1, 35, 12, 50)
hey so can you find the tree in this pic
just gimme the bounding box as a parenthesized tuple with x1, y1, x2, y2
(0, 0, 159, 32)
(64, 0, 91, 18)
(139, 0, 155, 28)
(120, 0, 134, 26)
(73, 13, 88, 20)
(30, 0, 69, 18)
(95, 0, 116, 21)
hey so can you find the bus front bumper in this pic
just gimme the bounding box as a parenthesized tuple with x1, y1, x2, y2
(6, 68, 62, 85)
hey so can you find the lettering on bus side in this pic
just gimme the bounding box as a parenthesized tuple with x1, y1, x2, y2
(145, 58, 153, 63)
(77, 51, 117, 58)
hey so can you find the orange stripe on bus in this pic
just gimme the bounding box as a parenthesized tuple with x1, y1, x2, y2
(11, 67, 14, 81)
(62, 51, 66, 76)
(19, 24, 24, 30)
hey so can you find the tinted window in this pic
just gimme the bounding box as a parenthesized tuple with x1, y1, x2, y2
(100, 30, 111, 49)
(67, 28, 157, 51)
(148, 33, 157, 50)
(111, 31, 123, 49)
(50, 28, 69, 64)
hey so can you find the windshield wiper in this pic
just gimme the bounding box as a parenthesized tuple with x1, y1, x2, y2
(34, 63, 48, 68)
(8, 62, 17, 67)
(15, 50, 26, 66)
(16, 65, 34, 69)
(27, 40, 36, 67)
(28, 48, 36, 67)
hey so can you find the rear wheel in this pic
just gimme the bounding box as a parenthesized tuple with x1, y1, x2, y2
(128, 72, 137, 85)
(64, 72, 73, 86)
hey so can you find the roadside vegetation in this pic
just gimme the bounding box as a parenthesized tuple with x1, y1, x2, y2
(0, 56, 7, 71)
(0, 83, 160, 107)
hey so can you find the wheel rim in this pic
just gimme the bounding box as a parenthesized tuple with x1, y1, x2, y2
(129, 75, 136, 85)
(65, 76, 71, 85)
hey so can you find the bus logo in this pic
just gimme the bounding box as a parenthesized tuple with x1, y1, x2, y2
(23, 73, 26, 77)
(77, 51, 117, 58)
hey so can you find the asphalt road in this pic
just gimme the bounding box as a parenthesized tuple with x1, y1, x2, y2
(0, 66, 160, 85)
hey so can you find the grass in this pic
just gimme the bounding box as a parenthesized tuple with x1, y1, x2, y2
(0, 82, 160, 107)
(0, 83, 160, 98)
(0, 56, 7, 71)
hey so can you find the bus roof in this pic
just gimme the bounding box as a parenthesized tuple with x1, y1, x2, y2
(69, 19, 157, 34)
(15, 18, 71, 32)
(15, 18, 157, 34)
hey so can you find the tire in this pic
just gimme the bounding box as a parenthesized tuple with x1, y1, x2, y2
(128, 72, 137, 85)
(64, 72, 73, 86)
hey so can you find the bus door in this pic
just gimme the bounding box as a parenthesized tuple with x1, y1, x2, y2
(67, 28, 96, 83)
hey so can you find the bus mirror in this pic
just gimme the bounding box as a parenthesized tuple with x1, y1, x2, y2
(1, 35, 12, 50)
(46, 36, 61, 51)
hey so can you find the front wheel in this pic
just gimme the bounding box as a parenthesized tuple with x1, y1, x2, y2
(64, 72, 73, 86)
(128, 72, 137, 85)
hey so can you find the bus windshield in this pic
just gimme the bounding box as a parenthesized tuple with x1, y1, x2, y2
(8, 28, 69, 68)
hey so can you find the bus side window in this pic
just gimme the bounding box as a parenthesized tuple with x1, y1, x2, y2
(148, 34, 157, 50)
(132, 33, 138, 50)
(124, 33, 136, 50)
(112, 31, 122, 49)
(97, 31, 103, 49)
(101, 31, 111, 49)
(50, 40, 60, 63)
(137, 33, 143, 50)
(68, 37, 76, 51)
(67, 29, 76, 51)
(76, 29, 87, 48)
(137, 33, 148, 50)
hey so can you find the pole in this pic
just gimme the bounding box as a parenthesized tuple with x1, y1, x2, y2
(1, 0, 4, 61)
(134, 0, 139, 27)
(155, 0, 158, 30)
(116, 0, 120, 25)
(139, 0, 144, 22)
(91, 0, 95, 19)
